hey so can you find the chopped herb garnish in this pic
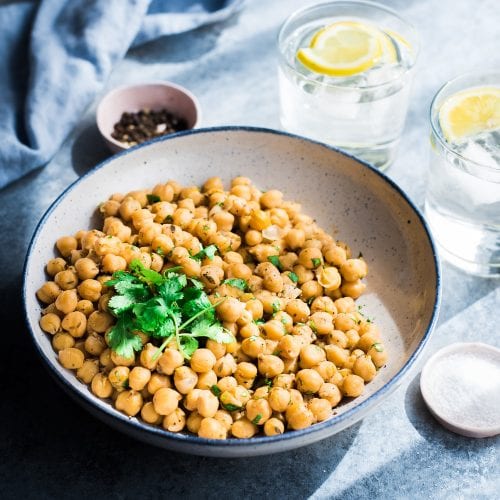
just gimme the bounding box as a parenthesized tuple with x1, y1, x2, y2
(192, 244, 217, 261)
(210, 385, 222, 397)
(311, 258, 322, 267)
(222, 403, 241, 412)
(288, 271, 299, 283)
(372, 342, 384, 352)
(222, 278, 248, 291)
(271, 301, 281, 314)
(155, 247, 165, 257)
(309, 320, 317, 333)
(264, 378, 273, 387)
(147, 194, 161, 204)
(253, 318, 265, 325)
(267, 255, 282, 270)
(104, 259, 233, 360)
(252, 414, 263, 425)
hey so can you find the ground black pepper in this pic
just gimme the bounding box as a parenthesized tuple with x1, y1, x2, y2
(111, 108, 188, 146)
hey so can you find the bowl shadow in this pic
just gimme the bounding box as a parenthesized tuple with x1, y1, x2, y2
(71, 123, 113, 177)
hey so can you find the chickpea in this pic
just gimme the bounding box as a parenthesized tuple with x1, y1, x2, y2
(59, 347, 84, 370)
(214, 354, 237, 378)
(334, 312, 358, 332)
(39, 313, 61, 335)
(46, 258, 67, 277)
(340, 258, 368, 282)
(334, 296, 356, 313)
(268, 387, 291, 412)
(138, 343, 159, 370)
(308, 398, 332, 422)
(298, 247, 323, 269)
(317, 267, 341, 291)
(76, 359, 99, 384)
(261, 319, 285, 341)
(76, 299, 94, 316)
(324, 245, 347, 266)
(88, 311, 113, 333)
(61, 311, 87, 337)
(197, 370, 218, 390)
(285, 299, 310, 323)
(163, 408, 186, 432)
(200, 265, 223, 289)
(141, 401, 162, 425)
(77, 279, 102, 302)
(342, 374, 365, 397)
(293, 264, 314, 284)
(147, 373, 171, 395)
(206, 338, 227, 359)
(287, 404, 314, 430)
(153, 387, 181, 416)
(55, 290, 78, 315)
(245, 398, 272, 425)
(310, 296, 337, 315)
(91, 372, 113, 398)
(101, 254, 126, 274)
(174, 366, 198, 394)
(367, 343, 388, 368)
(110, 350, 135, 367)
(196, 390, 220, 418)
(259, 189, 283, 209)
(276, 335, 300, 361)
(328, 329, 349, 348)
(115, 390, 143, 417)
(324, 345, 349, 368)
(84, 332, 106, 356)
(56, 236, 78, 257)
(231, 418, 257, 438)
(99, 348, 113, 370)
(296, 369, 323, 394)
(109, 366, 130, 390)
(314, 360, 337, 381)
(258, 354, 284, 378)
(216, 297, 244, 323)
(157, 348, 184, 375)
(186, 411, 203, 434)
(301, 280, 323, 301)
(245, 299, 264, 322)
(190, 349, 217, 373)
(245, 229, 262, 246)
(198, 417, 227, 439)
(353, 355, 377, 382)
(345, 329, 360, 349)
(357, 330, 381, 352)
(264, 418, 285, 436)
(74, 258, 99, 280)
(129, 366, 152, 391)
(299, 344, 326, 369)
(54, 269, 78, 291)
(319, 382, 342, 407)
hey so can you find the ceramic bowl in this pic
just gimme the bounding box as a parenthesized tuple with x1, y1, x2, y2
(23, 127, 441, 457)
(96, 81, 201, 153)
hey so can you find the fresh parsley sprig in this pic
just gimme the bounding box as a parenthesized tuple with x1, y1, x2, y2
(105, 259, 233, 360)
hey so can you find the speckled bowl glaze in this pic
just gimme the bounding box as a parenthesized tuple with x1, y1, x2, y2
(96, 81, 201, 153)
(23, 127, 441, 457)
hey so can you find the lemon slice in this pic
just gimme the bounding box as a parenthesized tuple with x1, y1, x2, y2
(297, 21, 385, 77)
(439, 86, 500, 142)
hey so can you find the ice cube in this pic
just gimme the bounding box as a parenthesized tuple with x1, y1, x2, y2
(461, 140, 499, 169)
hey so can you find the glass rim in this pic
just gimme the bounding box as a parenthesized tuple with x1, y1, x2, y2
(277, 0, 420, 91)
(429, 70, 500, 173)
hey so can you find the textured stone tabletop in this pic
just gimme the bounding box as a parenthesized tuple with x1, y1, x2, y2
(1, 0, 499, 498)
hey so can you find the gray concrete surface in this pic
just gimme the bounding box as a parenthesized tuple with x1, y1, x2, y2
(1, 1, 498, 498)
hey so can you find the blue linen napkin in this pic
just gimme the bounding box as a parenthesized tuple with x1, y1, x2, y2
(0, 0, 243, 189)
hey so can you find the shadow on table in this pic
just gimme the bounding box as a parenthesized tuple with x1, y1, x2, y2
(71, 124, 113, 176)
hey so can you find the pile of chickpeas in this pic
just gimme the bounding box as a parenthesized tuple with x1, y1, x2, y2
(36, 176, 388, 439)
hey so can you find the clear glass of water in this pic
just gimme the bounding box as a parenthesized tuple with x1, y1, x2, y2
(424, 72, 500, 277)
(277, 1, 419, 170)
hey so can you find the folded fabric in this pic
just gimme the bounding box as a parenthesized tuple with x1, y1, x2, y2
(0, 0, 243, 189)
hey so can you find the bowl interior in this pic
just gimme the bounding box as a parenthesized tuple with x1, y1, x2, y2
(24, 128, 439, 455)
(96, 83, 200, 151)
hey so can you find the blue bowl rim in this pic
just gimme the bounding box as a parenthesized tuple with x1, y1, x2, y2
(23, 125, 442, 449)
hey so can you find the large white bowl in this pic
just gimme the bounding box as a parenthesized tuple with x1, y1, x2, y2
(23, 127, 441, 457)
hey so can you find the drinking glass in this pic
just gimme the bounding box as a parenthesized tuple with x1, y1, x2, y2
(424, 72, 500, 277)
(277, 1, 419, 170)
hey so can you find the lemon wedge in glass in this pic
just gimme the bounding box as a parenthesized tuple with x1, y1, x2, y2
(438, 86, 500, 142)
(297, 21, 395, 77)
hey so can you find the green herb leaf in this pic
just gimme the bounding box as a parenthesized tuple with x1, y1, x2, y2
(191, 244, 217, 261)
(147, 194, 161, 204)
(129, 259, 164, 286)
(271, 300, 281, 314)
(210, 385, 222, 397)
(267, 255, 282, 270)
(155, 247, 165, 257)
(309, 320, 317, 333)
(107, 314, 143, 358)
(311, 258, 322, 267)
(223, 278, 248, 291)
(190, 319, 234, 344)
(288, 271, 299, 283)
(179, 336, 199, 359)
(222, 403, 241, 412)
(372, 342, 384, 352)
(252, 414, 263, 425)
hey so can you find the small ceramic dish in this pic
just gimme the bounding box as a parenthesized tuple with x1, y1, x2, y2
(420, 342, 500, 438)
(96, 81, 201, 153)
(23, 127, 441, 457)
